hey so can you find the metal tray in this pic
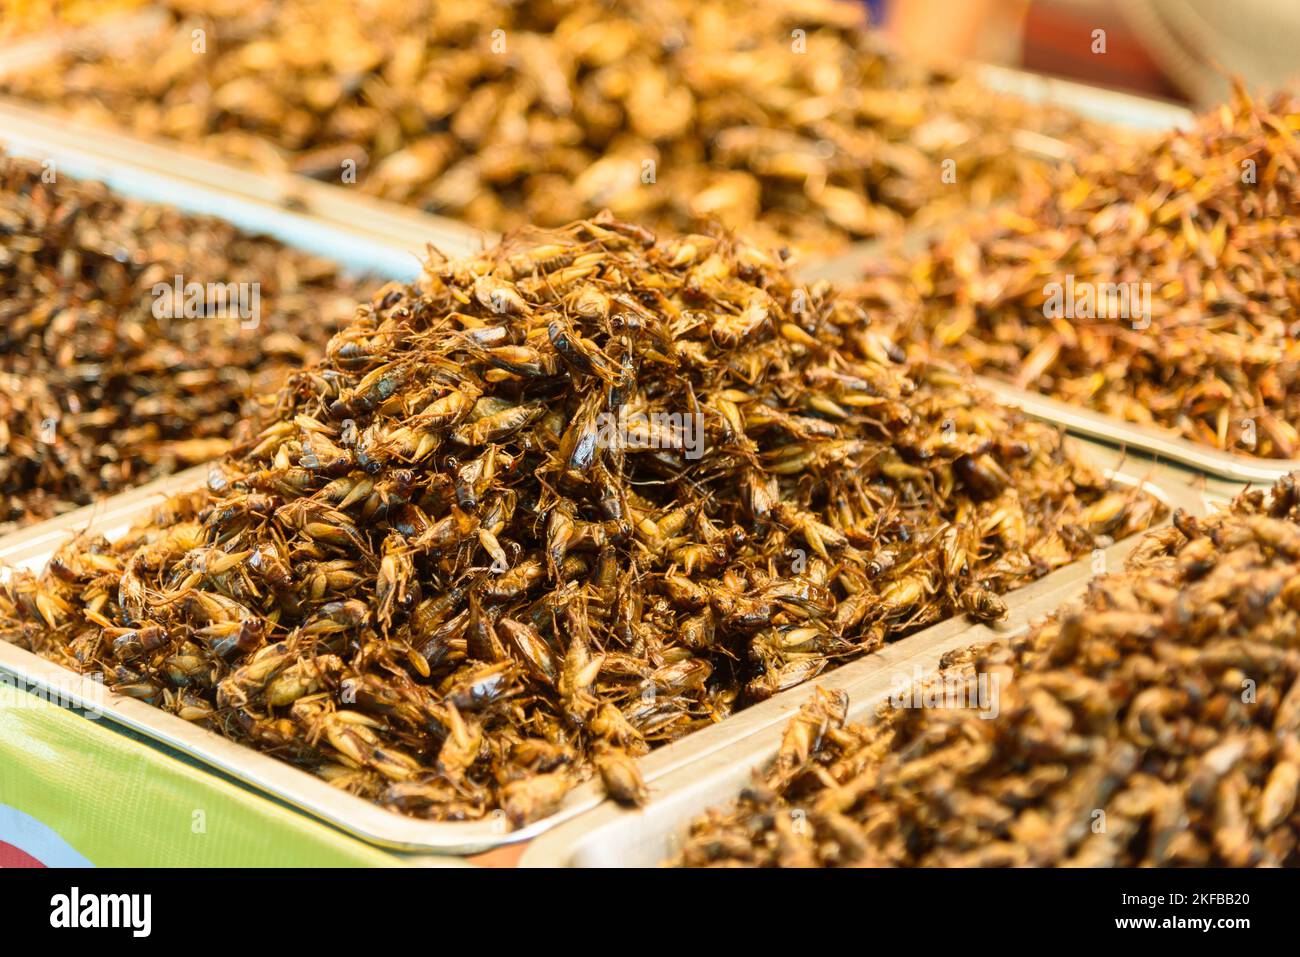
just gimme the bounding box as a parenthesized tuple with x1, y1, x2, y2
(0, 3, 491, 253)
(787, 89, 1289, 488)
(520, 456, 1206, 867)
(0, 18, 1187, 261)
(0, 97, 487, 271)
(978, 378, 1300, 485)
(0, 106, 486, 541)
(0, 439, 1203, 854)
(973, 64, 1192, 132)
(795, 236, 1297, 486)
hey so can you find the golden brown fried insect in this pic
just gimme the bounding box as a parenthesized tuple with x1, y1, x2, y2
(594, 746, 650, 807)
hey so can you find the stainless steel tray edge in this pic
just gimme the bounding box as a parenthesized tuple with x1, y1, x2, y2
(979, 377, 1299, 484)
(974, 64, 1193, 132)
(0, 97, 487, 270)
(0, 440, 1203, 855)
(0, 8, 168, 79)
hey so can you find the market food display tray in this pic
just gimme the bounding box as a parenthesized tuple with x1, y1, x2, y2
(519, 456, 1204, 866)
(978, 379, 1300, 485)
(795, 228, 1296, 486)
(0, 47, 1212, 856)
(0, 12, 1187, 263)
(0, 96, 486, 271)
(0, 440, 1204, 854)
(0, 108, 488, 540)
(519, 563, 1051, 867)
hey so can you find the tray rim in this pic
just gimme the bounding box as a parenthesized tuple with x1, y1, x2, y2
(978, 378, 1299, 484)
(0, 96, 488, 268)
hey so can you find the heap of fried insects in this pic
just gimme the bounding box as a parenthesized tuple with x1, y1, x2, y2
(0, 0, 1109, 252)
(1, 215, 1162, 824)
(857, 82, 1300, 458)
(673, 473, 1300, 867)
(0, 151, 372, 533)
